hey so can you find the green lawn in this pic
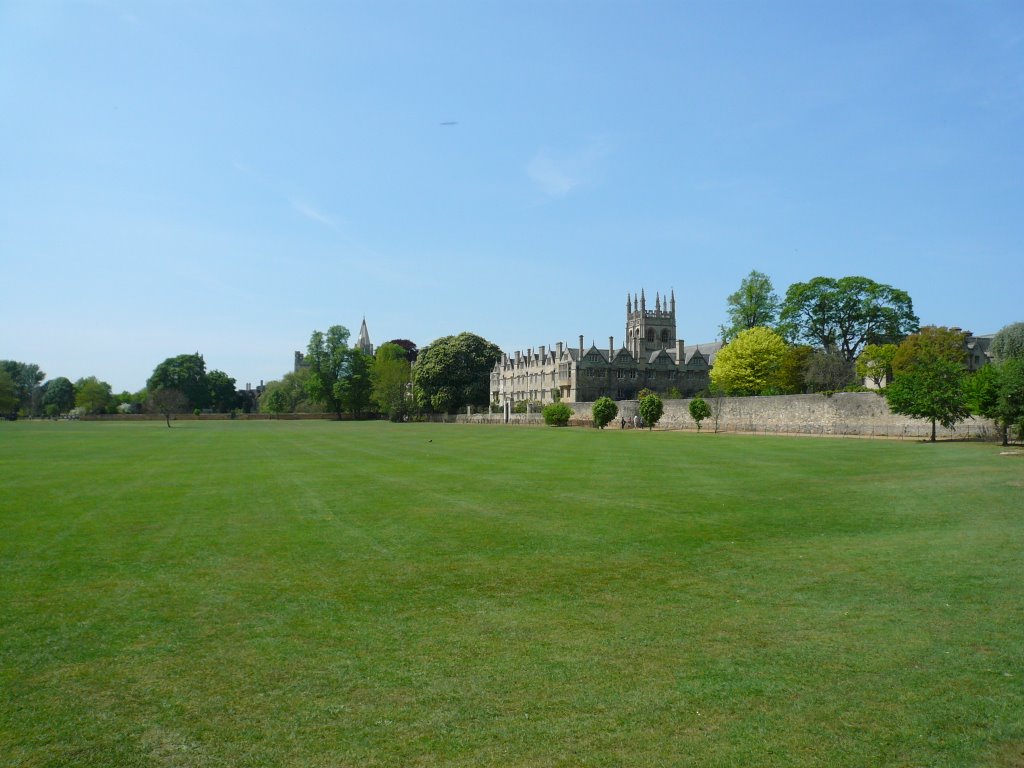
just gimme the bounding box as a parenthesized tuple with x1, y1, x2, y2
(1, 420, 1022, 767)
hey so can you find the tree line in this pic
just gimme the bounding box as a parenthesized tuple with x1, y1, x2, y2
(711, 270, 1024, 443)
(260, 328, 501, 422)
(0, 353, 248, 422)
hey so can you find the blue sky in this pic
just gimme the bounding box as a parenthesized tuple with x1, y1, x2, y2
(2, 1, 1022, 392)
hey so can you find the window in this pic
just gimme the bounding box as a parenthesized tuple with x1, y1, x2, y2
(646, 329, 655, 342)
(661, 329, 670, 343)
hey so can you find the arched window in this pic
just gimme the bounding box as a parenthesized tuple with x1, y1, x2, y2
(661, 329, 670, 343)
(646, 328, 655, 342)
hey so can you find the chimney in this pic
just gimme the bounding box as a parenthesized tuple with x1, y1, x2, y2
(557, 341, 564, 357)
(609, 336, 615, 361)
(579, 335, 584, 357)
(539, 345, 546, 362)
(515, 350, 522, 366)
(676, 339, 684, 364)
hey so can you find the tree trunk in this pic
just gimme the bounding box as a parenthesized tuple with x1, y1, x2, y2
(930, 418, 936, 442)
(165, 413, 171, 428)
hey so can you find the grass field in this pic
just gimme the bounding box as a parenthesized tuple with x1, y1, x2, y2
(1, 420, 1022, 767)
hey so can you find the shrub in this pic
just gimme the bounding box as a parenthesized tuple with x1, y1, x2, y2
(689, 396, 711, 431)
(639, 393, 664, 430)
(592, 397, 618, 429)
(542, 402, 572, 427)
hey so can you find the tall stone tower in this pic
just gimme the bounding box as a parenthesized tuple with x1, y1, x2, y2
(626, 289, 677, 359)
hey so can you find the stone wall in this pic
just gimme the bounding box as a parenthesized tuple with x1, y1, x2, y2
(454, 393, 998, 439)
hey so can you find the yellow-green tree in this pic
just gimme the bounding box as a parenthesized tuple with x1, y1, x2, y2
(710, 326, 787, 396)
(856, 343, 898, 388)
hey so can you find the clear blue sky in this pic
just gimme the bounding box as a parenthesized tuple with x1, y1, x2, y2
(2, 1, 1021, 393)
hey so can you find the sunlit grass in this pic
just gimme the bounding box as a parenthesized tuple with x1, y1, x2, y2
(1, 420, 1022, 766)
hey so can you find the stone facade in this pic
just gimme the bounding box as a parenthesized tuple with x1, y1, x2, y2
(490, 290, 721, 406)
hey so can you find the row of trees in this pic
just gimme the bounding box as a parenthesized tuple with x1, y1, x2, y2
(885, 323, 1024, 443)
(719, 271, 919, 359)
(0, 354, 246, 422)
(0, 360, 139, 418)
(260, 327, 502, 421)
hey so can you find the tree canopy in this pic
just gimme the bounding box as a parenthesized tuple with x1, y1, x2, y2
(1, 360, 45, 415)
(147, 353, 211, 411)
(372, 342, 413, 421)
(779, 276, 918, 361)
(719, 270, 780, 343)
(413, 333, 501, 413)
(891, 326, 966, 376)
(885, 358, 970, 442)
(885, 326, 971, 442)
(42, 377, 76, 415)
(856, 343, 898, 388)
(710, 326, 788, 396)
(207, 370, 239, 413)
(74, 376, 114, 414)
(0, 370, 17, 415)
(304, 326, 353, 419)
(990, 322, 1024, 363)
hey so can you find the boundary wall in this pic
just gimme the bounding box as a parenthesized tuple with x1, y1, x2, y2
(452, 392, 999, 440)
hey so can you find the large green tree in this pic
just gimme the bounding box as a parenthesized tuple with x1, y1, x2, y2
(413, 333, 501, 413)
(305, 326, 353, 419)
(75, 376, 114, 414)
(147, 353, 211, 411)
(885, 358, 970, 442)
(779, 276, 918, 361)
(856, 343, 899, 388)
(207, 370, 239, 413)
(891, 326, 966, 376)
(0, 370, 20, 416)
(803, 351, 857, 392)
(259, 369, 322, 414)
(372, 342, 413, 421)
(341, 350, 373, 418)
(885, 326, 971, 442)
(42, 377, 76, 415)
(710, 326, 788, 396)
(0, 360, 45, 415)
(990, 322, 1024, 363)
(719, 270, 780, 343)
(973, 359, 1024, 445)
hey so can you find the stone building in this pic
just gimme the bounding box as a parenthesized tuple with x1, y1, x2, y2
(491, 289, 720, 407)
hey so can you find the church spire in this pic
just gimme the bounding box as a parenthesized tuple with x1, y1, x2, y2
(356, 317, 373, 356)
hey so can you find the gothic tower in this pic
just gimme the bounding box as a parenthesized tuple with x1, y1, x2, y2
(626, 289, 676, 359)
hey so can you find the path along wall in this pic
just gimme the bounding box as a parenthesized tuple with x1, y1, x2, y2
(455, 393, 999, 440)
